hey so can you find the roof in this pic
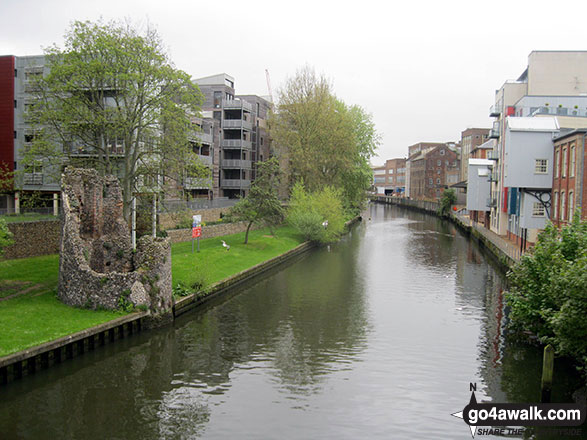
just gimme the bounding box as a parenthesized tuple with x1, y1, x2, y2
(507, 116, 559, 132)
(553, 128, 587, 142)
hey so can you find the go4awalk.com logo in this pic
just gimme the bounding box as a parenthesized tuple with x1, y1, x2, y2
(451, 383, 586, 438)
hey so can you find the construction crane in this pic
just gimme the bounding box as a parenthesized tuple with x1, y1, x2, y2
(265, 69, 274, 104)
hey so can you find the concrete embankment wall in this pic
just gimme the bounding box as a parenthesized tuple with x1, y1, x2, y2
(371, 196, 515, 270)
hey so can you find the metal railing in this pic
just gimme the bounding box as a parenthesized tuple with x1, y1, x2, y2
(159, 198, 238, 213)
(221, 159, 252, 169)
(222, 99, 253, 112)
(221, 139, 252, 149)
(221, 178, 251, 189)
(23, 173, 43, 185)
(223, 119, 252, 130)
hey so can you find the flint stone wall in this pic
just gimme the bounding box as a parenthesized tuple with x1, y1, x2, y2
(58, 168, 172, 315)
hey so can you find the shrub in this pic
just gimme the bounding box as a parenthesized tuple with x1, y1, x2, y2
(287, 181, 345, 244)
(437, 188, 456, 217)
(0, 218, 14, 256)
(506, 215, 587, 372)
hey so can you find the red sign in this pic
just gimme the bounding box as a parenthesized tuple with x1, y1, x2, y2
(192, 226, 202, 238)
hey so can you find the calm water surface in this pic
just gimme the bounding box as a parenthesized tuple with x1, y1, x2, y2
(0, 204, 582, 439)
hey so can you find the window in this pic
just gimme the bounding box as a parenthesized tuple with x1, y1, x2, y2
(555, 148, 560, 178)
(428, 178, 433, 185)
(532, 202, 545, 217)
(561, 192, 566, 221)
(534, 159, 548, 174)
(568, 191, 574, 220)
(14, 100, 17, 109)
(440, 149, 445, 156)
(437, 169, 441, 174)
(260, 137, 264, 146)
(554, 192, 559, 220)
(562, 148, 568, 177)
(436, 178, 441, 184)
(437, 160, 441, 166)
(570, 145, 576, 178)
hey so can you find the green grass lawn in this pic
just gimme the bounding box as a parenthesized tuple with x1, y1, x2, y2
(171, 225, 304, 288)
(0, 225, 305, 357)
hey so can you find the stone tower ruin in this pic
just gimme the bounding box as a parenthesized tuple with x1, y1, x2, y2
(59, 168, 172, 320)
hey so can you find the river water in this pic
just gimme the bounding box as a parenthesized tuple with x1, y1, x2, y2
(0, 204, 582, 439)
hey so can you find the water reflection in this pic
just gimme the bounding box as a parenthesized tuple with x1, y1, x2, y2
(0, 204, 582, 439)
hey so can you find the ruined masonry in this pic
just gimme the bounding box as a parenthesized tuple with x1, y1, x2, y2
(59, 168, 172, 321)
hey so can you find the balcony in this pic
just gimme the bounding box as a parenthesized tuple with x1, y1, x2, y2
(193, 131, 213, 145)
(221, 139, 252, 150)
(487, 150, 499, 161)
(184, 177, 212, 190)
(223, 119, 252, 131)
(223, 99, 253, 112)
(23, 173, 43, 185)
(221, 159, 252, 169)
(489, 121, 500, 139)
(489, 104, 501, 117)
(196, 154, 212, 166)
(221, 178, 251, 189)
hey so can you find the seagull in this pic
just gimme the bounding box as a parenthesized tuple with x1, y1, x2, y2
(221, 240, 230, 251)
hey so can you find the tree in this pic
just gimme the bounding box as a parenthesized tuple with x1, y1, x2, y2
(228, 158, 284, 244)
(287, 181, 345, 244)
(438, 188, 456, 216)
(0, 219, 14, 256)
(269, 66, 379, 214)
(506, 215, 587, 371)
(25, 19, 208, 221)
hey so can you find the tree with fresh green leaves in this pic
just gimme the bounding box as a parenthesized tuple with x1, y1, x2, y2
(0, 219, 14, 256)
(25, 19, 208, 221)
(269, 66, 379, 214)
(506, 215, 587, 372)
(438, 188, 456, 217)
(287, 181, 345, 244)
(228, 158, 284, 244)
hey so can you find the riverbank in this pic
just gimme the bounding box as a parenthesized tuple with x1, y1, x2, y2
(0, 225, 311, 384)
(0, 216, 364, 384)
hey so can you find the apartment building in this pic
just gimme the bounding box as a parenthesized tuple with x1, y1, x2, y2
(408, 144, 458, 200)
(193, 74, 272, 199)
(551, 129, 587, 226)
(487, 50, 587, 239)
(371, 158, 406, 195)
(0, 55, 62, 214)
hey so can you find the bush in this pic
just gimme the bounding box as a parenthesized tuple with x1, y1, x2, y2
(437, 188, 456, 217)
(287, 181, 345, 244)
(0, 218, 14, 256)
(506, 215, 587, 372)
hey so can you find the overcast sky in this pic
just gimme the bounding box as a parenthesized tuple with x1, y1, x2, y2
(2, 0, 587, 164)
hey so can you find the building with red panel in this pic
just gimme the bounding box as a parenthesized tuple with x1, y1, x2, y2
(0, 56, 15, 213)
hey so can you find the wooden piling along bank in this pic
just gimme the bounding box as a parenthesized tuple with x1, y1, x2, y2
(0, 312, 148, 385)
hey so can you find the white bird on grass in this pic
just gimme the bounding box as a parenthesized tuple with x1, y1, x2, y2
(221, 240, 230, 251)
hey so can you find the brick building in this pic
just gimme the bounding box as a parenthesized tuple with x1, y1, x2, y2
(551, 129, 587, 225)
(372, 158, 406, 195)
(409, 144, 459, 200)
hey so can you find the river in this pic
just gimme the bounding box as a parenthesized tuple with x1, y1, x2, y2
(0, 204, 582, 439)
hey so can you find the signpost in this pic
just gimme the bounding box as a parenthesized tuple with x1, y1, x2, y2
(192, 215, 202, 253)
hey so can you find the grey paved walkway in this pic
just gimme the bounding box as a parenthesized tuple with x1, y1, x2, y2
(455, 213, 522, 262)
